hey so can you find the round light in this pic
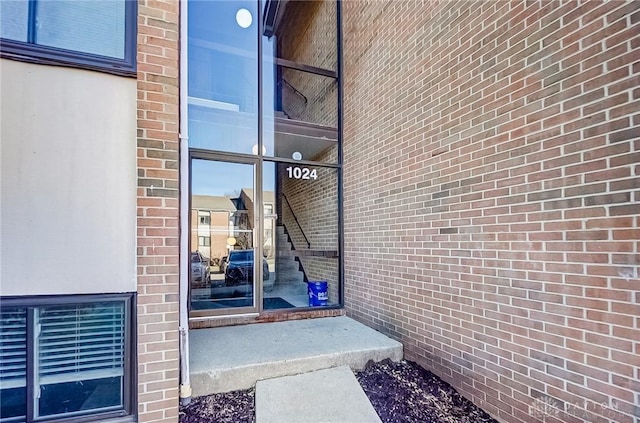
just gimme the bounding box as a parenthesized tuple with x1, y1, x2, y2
(252, 143, 267, 155)
(236, 8, 252, 29)
(292, 151, 302, 160)
(226, 237, 237, 246)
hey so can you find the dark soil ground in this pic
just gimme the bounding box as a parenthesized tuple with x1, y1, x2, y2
(179, 359, 498, 423)
(179, 389, 255, 423)
(356, 359, 498, 423)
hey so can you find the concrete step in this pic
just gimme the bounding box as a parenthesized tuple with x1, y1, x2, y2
(275, 250, 296, 257)
(272, 277, 305, 286)
(255, 366, 382, 423)
(275, 244, 294, 254)
(275, 235, 291, 244)
(189, 316, 403, 396)
(275, 257, 299, 265)
(272, 267, 303, 276)
(275, 263, 301, 273)
(278, 261, 302, 267)
(275, 256, 297, 265)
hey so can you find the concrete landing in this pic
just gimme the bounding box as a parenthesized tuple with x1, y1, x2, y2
(189, 316, 403, 396)
(255, 366, 382, 423)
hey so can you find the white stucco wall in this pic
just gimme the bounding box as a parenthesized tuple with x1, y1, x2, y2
(0, 60, 137, 296)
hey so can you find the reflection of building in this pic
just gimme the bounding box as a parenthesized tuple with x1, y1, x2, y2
(191, 195, 238, 261)
(191, 192, 275, 262)
(239, 189, 276, 259)
(2, 1, 640, 423)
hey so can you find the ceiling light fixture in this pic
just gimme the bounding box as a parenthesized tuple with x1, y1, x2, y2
(236, 8, 252, 29)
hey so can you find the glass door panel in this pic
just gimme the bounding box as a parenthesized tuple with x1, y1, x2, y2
(190, 159, 257, 316)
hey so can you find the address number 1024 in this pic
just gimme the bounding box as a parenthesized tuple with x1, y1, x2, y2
(286, 166, 318, 180)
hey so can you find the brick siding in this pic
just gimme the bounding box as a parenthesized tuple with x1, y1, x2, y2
(343, 1, 640, 422)
(137, 0, 180, 421)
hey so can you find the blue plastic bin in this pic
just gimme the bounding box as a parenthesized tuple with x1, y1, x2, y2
(307, 281, 328, 306)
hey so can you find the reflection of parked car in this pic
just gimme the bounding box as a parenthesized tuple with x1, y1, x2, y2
(190, 251, 210, 282)
(222, 250, 269, 285)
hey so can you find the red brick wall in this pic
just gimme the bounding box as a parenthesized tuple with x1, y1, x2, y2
(343, 1, 640, 422)
(137, 0, 180, 421)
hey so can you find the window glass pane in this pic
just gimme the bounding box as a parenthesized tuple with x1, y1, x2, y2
(263, 64, 338, 163)
(269, 0, 337, 71)
(0, 308, 27, 422)
(188, 0, 258, 154)
(35, 302, 125, 418)
(35, 0, 126, 59)
(0, 1, 28, 41)
(263, 162, 339, 309)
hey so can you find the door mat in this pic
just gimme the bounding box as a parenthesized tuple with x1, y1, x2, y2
(191, 298, 251, 309)
(263, 297, 296, 310)
(190, 297, 296, 310)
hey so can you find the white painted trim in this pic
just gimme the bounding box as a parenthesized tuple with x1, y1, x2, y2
(178, 0, 191, 404)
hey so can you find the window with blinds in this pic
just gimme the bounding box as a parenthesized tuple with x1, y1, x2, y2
(36, 302, 125, 418)
(0, 295, 134, 423)
(0, 308, 26, 423)
(0, 0, 136, 76)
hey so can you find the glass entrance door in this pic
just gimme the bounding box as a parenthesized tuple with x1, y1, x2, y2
(189, 159, 259, 316)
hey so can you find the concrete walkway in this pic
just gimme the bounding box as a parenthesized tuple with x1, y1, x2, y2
(255, 366, 382, 423)
(189, 316, 403, 396)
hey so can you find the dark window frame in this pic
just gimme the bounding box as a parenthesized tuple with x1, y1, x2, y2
(0, 293, 137, 423)
(186, 0, 344, 315)
(0, 0, 137, 77)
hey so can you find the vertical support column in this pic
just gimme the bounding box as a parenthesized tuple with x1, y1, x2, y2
(137, 0, 181, 421)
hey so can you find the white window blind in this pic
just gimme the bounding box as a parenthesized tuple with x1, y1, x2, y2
(37, 303, 125, 386)
(0, 308, 27, 390)
(35, 0, 126, 59)
(0, 1, 28, 41)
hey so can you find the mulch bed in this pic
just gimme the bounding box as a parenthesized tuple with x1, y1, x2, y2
(179, 388, 255, 423)
(179, 359, 498, 423)
(356, 359, 498, 423)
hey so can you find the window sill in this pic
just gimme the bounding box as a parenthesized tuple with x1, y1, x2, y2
(0, 43, 136, 78)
